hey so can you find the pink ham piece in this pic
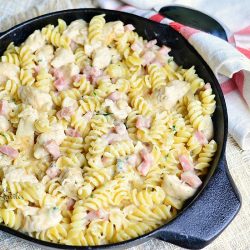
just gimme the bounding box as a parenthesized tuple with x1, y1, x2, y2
(66, 198, 76, 211)
(181, 171, 202, 188)
(83, 66, 103, 85)
(54, 77, 68, 91)
(73, 74, 84, 83)
(137, 148, 153, 176)
(44, 140, 61, 159)
(86, 209, 109, 221)
(158, 45, 171, 56)
(107, 91, 121, 102)
(83, 111, 94, 121)
(101, 156, 110, 164)
(46, 165, 61, 179)
(146, 39, 157, 48)
(195, 131, 208, 145)
(179, 155, 194, 171)
(114, 123, 127, 135)
(142, 51, 156, 66)
(136, 116, 151, 129)
(124, 24, 135, 31)
(204, 83, 211, 89)
(104, 124, 129, 144)
(70, 41, 78, 51)
(56, 106, 75, 121)
(0, 145, 18, 159)
(0, 100, 8, 115)
(65, 128, 81, 138)
(51, 68, 64, 79)
(131, 40, 143, 52)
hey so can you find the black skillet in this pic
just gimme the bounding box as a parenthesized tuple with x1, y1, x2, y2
(0, 8, 241, 250)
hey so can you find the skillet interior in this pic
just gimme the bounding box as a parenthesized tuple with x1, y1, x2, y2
(0, 8, 228, 249)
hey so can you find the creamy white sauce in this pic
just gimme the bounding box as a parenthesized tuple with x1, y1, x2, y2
(3, 166, 38, 183)
(19, 86, 53, 112)
(63, 19, 88, 45)
(59, 167, 84, 199)
(51, 48, 75, 68)
(22, 207, 62, 232)
(0, 62, 20, 83)
(24, 30, 46, 53)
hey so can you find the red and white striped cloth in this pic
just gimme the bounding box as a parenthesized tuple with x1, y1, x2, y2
(98, 2, 250, 150)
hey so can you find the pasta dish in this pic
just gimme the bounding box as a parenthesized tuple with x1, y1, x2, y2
(0, 15, 217, 245)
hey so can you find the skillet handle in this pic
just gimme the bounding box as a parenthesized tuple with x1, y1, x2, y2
(155, 157, 241, 249)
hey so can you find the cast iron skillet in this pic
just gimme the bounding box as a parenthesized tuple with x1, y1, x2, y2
(0, 8, 241, 250)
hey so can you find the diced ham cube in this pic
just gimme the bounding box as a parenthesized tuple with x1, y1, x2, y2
(83, 66, 103, 85)
(0, 145, 18, 159)
(204, 83, 211, 89)
(83, 111, 94, 121)
(107, 91, 121, 102)
(70, 41, 78, 51)
(142, 51, 156, 66)
(158, 45, 171, 56)
(146, 39, 157, 48)
(136, 116, 151, 129)
(0, 100, 8, 116)
(86, 209, 109, 221)
(44, 140, 61, 159)
(73, 74, 83, 83)
(65, 128, 81, 137)
(114, 123, 127, 135)
(54, 77, 68, 91)
(181, 171, 202, 188)
(66, 198, 76, 211)
(124, 24, 135, 31)
(131, 41, 143, 52)
(46, 165, 61, 179)
(56, 106, 75, 121)
(51, 68, 64, 79)
(179, 155, 194, 171)
(195, 131, 208, 145)
(137, 148, 153, 176)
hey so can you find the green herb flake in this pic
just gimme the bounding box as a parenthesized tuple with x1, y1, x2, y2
(172, 125, 176, 131)
(168, 57, 173, 63)
(93, 91, 97, 96)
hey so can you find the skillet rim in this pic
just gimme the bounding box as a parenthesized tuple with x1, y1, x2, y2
(0, 8, 228, 249)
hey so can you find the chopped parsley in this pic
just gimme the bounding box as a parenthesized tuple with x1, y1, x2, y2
(168, 57, 173, 63)
(96, 112, 113, 116)
(93, 91, 97, 96)
(172, 125, 176, 132)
